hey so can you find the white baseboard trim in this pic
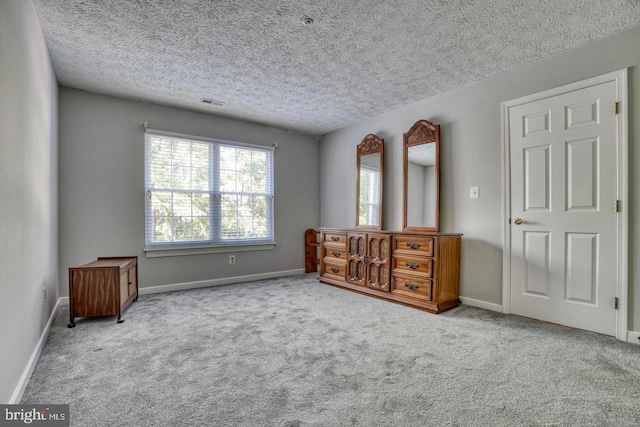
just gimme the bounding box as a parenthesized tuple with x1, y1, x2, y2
(459, 296, 503, 313)
(139, 269, 307, 296)
(626, 331, 640, 345)
(10, 297, 64, 404)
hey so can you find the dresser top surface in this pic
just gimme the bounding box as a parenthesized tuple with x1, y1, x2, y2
(319, 228, 462, 237)
(75, 257, 137, 269)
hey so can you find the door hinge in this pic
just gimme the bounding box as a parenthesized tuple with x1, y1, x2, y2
(614, 102, 620, 115)
(614, 297, 619, 310)
(614, 200, 620, 212)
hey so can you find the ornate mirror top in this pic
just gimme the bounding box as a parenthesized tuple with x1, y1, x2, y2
(405, 119, 438, 145)
(358, 133, 384, 154)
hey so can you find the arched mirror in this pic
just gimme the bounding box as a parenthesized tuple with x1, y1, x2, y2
(356, 134, 384, 229)
(403, 119, 440, 232)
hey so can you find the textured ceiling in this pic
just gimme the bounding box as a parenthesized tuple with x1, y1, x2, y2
(33, 0, 640, 136)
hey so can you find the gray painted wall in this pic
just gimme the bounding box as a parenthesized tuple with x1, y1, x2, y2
(0, 0, 59, 403)
(320, 26, 640, 330)
(58, 88, 320, 296)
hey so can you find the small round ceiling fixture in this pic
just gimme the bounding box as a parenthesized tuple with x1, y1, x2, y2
(302, 17, 314, 25)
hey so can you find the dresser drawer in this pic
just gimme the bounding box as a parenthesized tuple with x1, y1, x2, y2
(323, 232, 347, 246)
(393, 236, 434, 257)
(391, 275, 432, 301)
(393, 255, 432, 277)
(325, 247, 347, 260)
(322, 260, 346, 279)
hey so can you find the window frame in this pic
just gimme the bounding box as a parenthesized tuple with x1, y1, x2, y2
(144, 128, 276, 256)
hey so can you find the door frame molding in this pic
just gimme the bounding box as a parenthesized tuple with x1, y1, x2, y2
(501, 69, 629, 340)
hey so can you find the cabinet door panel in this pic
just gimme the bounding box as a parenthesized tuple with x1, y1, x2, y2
(367, 264, 390, 291)
(72, 269, 118, 316)
(120, 270, 129, 304)
(128, 267, 138, 297)
(366, 234, 392, 291)
(347, 258, 366, 285)
(347, 233, 367, 286)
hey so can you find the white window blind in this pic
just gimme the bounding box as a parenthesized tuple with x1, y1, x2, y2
(358, 165, 380, 226)
(144, 130, 274, 249)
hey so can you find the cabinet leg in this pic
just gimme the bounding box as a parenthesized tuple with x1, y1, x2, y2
(67, 321, 75, 328)
(117, 317, 124, 324)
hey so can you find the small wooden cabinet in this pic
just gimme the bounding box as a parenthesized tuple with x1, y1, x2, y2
(68, 257, 138, 327)
(320, 229, 461, 313)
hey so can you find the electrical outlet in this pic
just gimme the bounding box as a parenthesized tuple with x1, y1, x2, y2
(43, 287, 47, 304)
(229, 255, 236, 265)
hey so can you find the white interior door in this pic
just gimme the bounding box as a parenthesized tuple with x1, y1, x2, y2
(509, 80, 618, 336)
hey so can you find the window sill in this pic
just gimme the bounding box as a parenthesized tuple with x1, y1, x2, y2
(144, 242, 276, 258)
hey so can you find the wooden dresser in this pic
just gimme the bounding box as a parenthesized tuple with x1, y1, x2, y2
(319, 229, 461, 313)
(68, 256, 138, 327)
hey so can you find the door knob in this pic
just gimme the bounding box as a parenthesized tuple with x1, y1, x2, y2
(513, 218, 527, 225)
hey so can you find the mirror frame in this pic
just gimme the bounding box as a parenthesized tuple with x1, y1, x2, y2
(355, 134, 384, 230)
(402, 119, 440, 232)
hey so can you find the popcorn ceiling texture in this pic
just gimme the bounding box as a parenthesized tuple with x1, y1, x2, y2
(33, 0, 640, 135)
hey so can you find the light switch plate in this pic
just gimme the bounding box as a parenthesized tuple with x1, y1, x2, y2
(470, 186, 479, 199)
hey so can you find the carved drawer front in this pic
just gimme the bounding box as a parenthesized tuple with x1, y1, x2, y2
(326, 248, 347, 260)
(323, 232, 347, 246)
(393, 255, 433, 277)
(393, 236, 434, 257)
(391, 275, 432, 301)
(323, 261, 346, 279)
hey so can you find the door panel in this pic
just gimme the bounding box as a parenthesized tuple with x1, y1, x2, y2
(523, 145, 551, 211)
(566, 138, 598, 210)
(509, 80, 617, 336)
(565, 233, 597, 305)
(523, 231, 550, 297)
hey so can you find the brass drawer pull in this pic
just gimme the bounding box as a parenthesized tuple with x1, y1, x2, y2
(404, 282, 419, 291)
(330, 267, 340, 274)
(405, 242, 421, 249)
(405, 262, 419, 269)
(332, 251, 341, 257)
(331, 236, 340, 241)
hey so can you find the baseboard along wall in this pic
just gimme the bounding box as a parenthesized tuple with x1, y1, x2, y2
(10, 298, 65, 404)
(626, 331, 640, 345)
(459, 296, 503, 313)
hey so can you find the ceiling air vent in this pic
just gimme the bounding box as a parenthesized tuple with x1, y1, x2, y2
(200, 98, 225, 107)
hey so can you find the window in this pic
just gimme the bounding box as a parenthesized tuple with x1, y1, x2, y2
(144, 130, 274, 250)
(358, 165, 380, 226)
